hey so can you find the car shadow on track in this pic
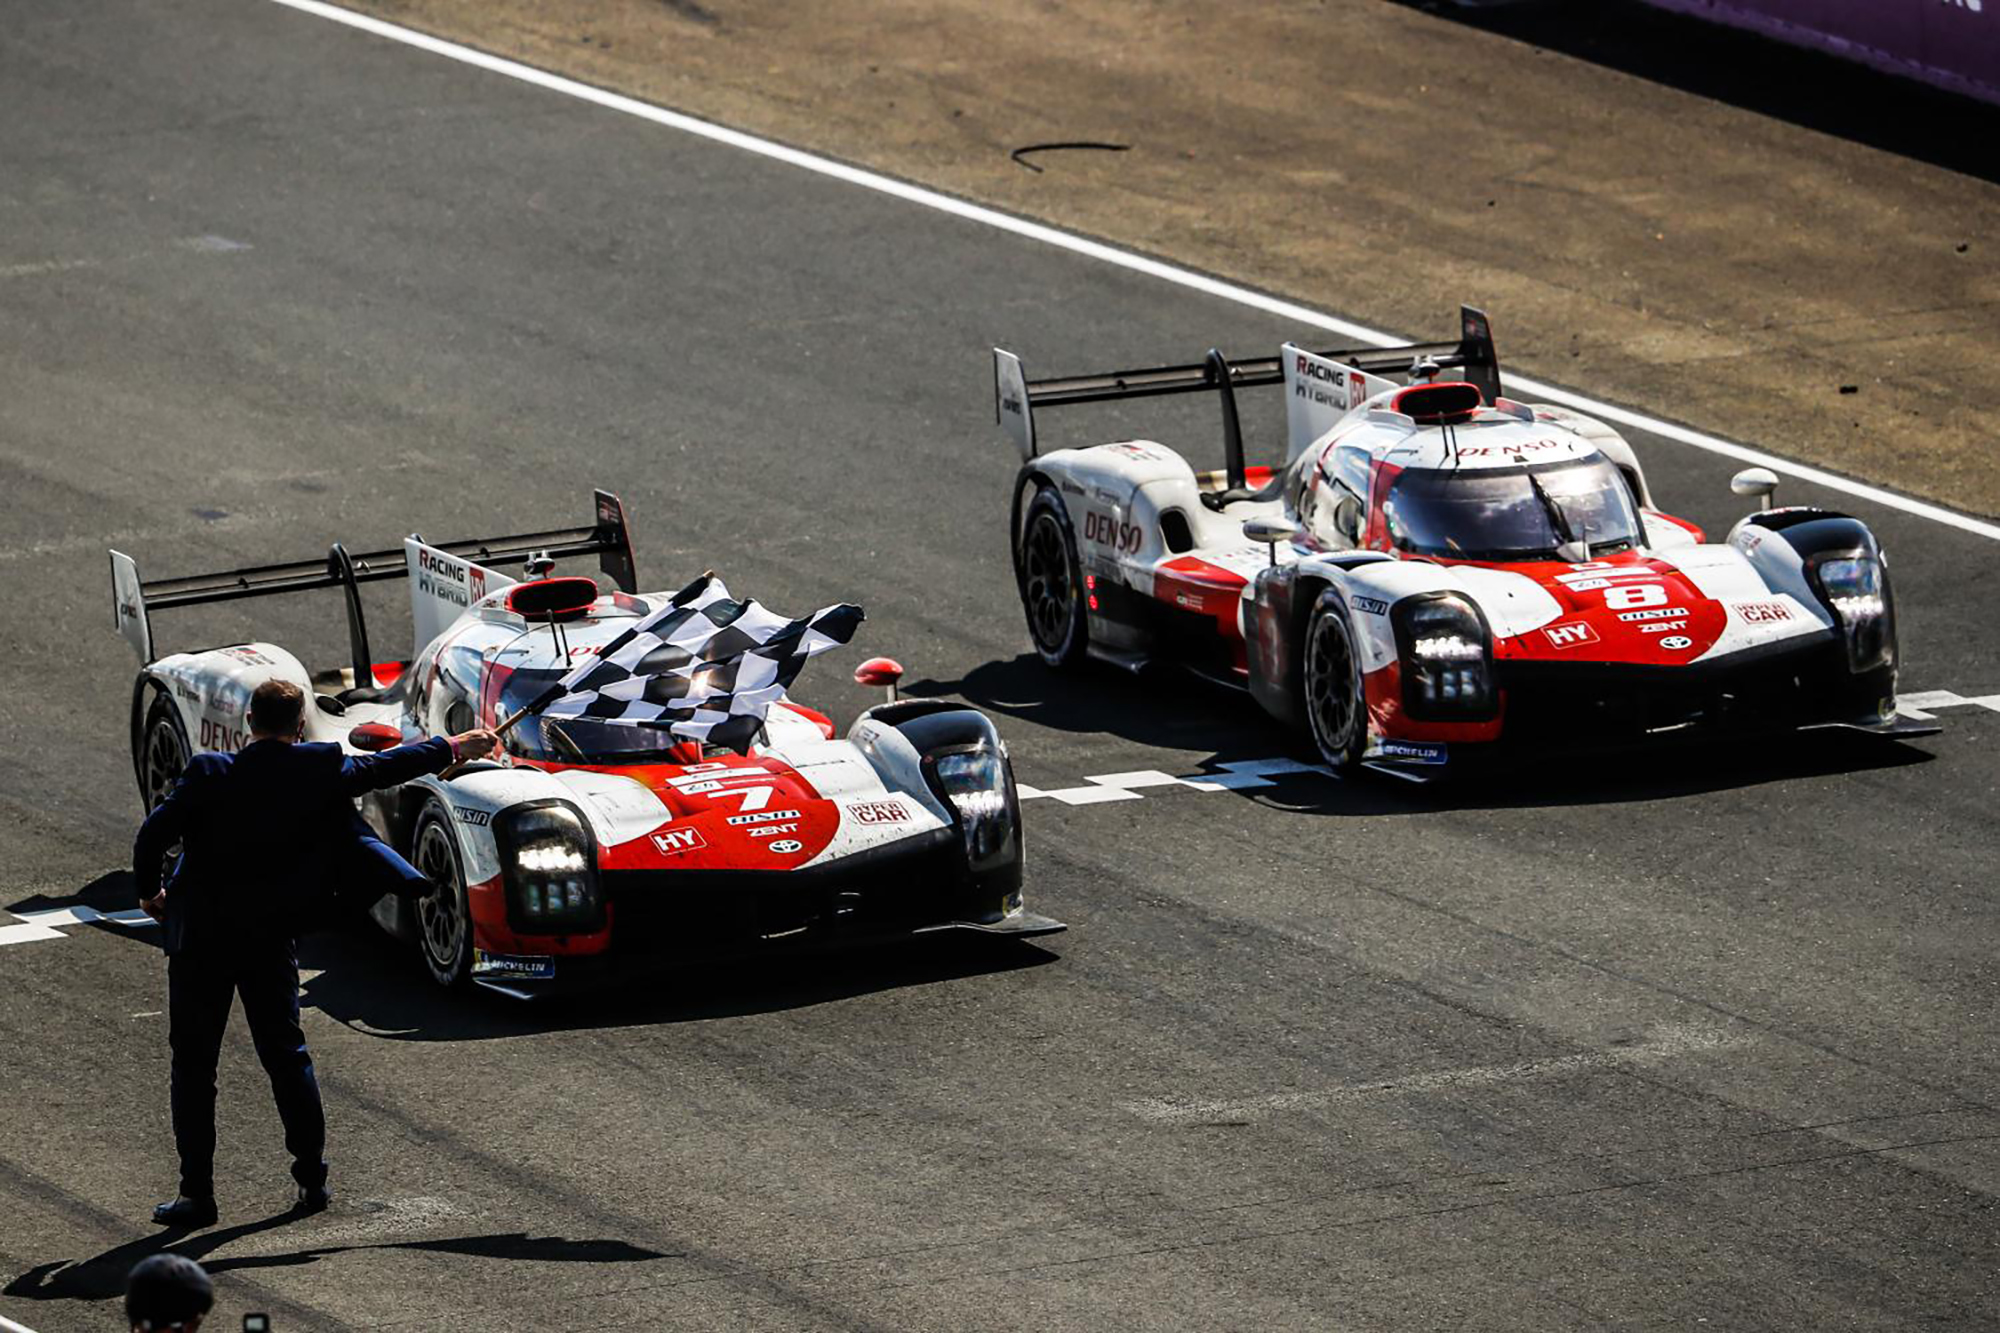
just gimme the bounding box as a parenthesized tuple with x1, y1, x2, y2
(918, 654, 1936, 818)
(297, 931, 1060, 1042)
(1393, 0, 2000, 185)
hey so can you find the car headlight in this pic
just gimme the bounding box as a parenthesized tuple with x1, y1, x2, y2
(1809, 552, 1893, 673)
(929, 746, 1016, 871)
(495, 802, 603, 934)
(1393, 593, 1496, 720)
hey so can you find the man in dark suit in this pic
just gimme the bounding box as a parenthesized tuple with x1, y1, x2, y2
(133, 678, 496, 1227)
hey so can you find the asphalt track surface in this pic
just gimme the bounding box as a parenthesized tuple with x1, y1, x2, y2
(2, 3, 1997, 1330)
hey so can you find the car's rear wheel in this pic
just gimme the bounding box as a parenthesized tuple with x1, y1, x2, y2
(1302, 588, 1366, 771)
(411, 805, 473, 989)
(1018, 486, 1089, 669)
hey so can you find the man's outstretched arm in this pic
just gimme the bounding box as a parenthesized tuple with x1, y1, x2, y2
(133, 769, 195, 908)
(338, 730, 499, 796)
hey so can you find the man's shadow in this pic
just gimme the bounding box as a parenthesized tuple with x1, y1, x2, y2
(3, 1211, 673, 1305)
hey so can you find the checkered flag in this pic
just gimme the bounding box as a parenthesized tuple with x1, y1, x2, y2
(530, 574, 863, 753)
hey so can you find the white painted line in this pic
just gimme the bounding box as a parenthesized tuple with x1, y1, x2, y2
(1895, 689, 2000, 721)
(1127, 1024, 1742, 1125)
(268, 0, 2000, 542)
(15, 905, 157, 929)
(1086, 770, 1190, 790)
(1021, 756, 1336, 804)
(0, 904, 160, 948)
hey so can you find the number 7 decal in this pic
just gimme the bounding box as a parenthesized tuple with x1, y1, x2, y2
(712, 785, 773, 813)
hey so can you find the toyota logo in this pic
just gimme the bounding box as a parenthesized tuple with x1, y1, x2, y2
(769, 839, 803, 854)
(1660, 635, 1693, 650)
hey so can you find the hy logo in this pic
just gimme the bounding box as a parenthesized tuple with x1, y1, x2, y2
(1543, 622, 1599, 650)
(650, 828, 707, 856)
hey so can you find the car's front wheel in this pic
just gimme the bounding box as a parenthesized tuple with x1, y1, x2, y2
(1301, 588, 1367, 771)
(411, 804, 473, 989)
(1017, 486, 1090, 669)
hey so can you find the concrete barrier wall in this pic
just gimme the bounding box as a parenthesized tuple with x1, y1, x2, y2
(1639, 0, 2000, 105)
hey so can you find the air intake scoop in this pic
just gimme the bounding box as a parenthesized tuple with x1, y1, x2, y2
(507, 576, 599, 620)
(1392, 381, 1483, 425)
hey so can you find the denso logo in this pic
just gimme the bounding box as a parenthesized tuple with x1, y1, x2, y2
(1617, 607, 1688, 622)
(848, 801, 909, 825)
(1735, 600, 1793, 624)
(651, 828, 707, 855)
(1542, 622, 1600, 650)
(198, 718, 250, 752)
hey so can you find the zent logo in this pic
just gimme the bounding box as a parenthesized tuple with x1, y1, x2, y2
(651, 828, 708, 855)
(768, 839, 803, 854)
(848, 801, 909, 825)
(1660, 636, 1693, 650)
(1542, 622, 1600, 650)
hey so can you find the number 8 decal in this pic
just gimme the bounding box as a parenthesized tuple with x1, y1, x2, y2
(1605, 583, 1667, 610)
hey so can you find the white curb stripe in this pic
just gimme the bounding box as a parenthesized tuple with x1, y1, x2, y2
(267, 0, 2000, 543)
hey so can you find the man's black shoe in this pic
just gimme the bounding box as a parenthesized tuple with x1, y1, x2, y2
(293, 1184, 332, 1215)
(152, 1195, 218, 1228)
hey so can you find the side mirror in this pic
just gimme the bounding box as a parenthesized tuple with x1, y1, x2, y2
(854, 656, 904, 704)
(1242, 516, 1295, 566)
(348, 721, 402, 753)
(1730, 466, 1779, 510)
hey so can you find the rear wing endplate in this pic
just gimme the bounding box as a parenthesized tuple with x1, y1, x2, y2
(992, 306, 1501, 481)
(109, 489, 639, 678)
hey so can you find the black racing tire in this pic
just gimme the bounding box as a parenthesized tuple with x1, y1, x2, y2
(1017, 485, 1090, 670)
(139, 694, 191, 888)
(140, 693, 190, 810)
(410, 803, 473, 989)
(1300, 588, 1367, 771)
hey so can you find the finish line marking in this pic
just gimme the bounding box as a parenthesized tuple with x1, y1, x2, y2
(1021, 690, 1994, 805)
(1020, 757, 1333, 806)
(0, 905, 157, 949)
(267, 0, 2000, 544)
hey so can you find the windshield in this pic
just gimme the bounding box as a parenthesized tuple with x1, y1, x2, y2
(1382, 458, 1643, 561)
(495, 666, 712, 765)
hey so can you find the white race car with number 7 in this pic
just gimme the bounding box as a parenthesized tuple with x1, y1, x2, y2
(992, 307, 1936, 778)
(111, 491, 1060, 995)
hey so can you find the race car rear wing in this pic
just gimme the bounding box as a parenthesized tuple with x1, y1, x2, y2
(993, 305, 1501, 488)
(109, 489, 638, 678)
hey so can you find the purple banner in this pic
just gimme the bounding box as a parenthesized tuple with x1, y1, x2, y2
(1640, 0, 2000, 105)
